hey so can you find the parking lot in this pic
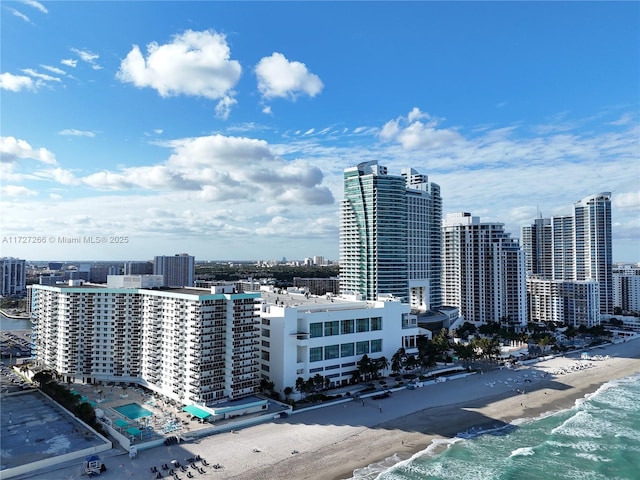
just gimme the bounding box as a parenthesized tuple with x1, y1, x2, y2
(0, 330, 32, 362)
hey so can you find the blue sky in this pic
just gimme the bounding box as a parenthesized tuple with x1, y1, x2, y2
(1, 1, 638, 262)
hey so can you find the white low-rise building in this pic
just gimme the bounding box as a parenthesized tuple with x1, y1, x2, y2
(255, 287, 420, 396)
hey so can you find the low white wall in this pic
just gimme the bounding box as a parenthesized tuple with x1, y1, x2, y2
(99, 420, 131, 450)
(1, 440, 112, 479)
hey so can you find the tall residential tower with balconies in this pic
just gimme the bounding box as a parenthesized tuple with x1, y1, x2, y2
(442, 213, 528, 327)
(339, 161, 442, 310)
(29, 279, 260, 405)
(522, 193, 612, 321)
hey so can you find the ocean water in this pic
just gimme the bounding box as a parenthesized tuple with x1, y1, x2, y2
(354, 373, 640, 480)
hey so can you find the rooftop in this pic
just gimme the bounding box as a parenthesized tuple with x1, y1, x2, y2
(258, 288, 372, 311)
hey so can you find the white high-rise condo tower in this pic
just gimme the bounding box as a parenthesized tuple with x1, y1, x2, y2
(442, 213, 528, 327)
(522, 193, 612, 317)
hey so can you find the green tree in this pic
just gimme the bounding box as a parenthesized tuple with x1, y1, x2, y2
(453, 342, 475, 367)
(376, 356, 390, 376)
(404, 354, 417, 373)
(32, 369, 57, 387)
(358, 354, 371, 381)
(391, 348, 405, 375)
(537, 336, 552, 354)
(313, 373, 325, 391)
(433, 328, 451, 355)
(419, 353, 437, 375)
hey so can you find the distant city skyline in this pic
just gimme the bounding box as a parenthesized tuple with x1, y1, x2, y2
(1, 2, 638, 262)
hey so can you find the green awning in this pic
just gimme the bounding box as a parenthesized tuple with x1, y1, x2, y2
(114, 419, 129, 428)
(182, 404, 211, 419)
(126, 427, 141, 436)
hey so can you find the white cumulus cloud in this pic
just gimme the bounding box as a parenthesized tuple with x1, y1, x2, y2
(61, 58, 77, 68)
(255, 52, 323, 100)
(0, 72, 35, 92)
(379, 107, 462, 149)
(0, 136, 57, 165)
(0, 185, 38, 197)
(117, 29, 242, 118)
(613, 191, 640, 210)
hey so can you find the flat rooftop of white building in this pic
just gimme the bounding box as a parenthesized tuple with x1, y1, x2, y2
(257, 288, 390, 311)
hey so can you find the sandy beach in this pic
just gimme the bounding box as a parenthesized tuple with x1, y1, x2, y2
(23, 337, 640, 480)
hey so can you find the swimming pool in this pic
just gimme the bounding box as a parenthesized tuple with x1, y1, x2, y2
(113, 403, 153, 420)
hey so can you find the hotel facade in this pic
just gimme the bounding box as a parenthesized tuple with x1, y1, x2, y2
(256, 287, 420, 395)
(29, 277, 261, 405)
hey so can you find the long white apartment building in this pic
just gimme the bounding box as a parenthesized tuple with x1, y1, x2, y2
(527, 276, 601, 327)
(29, 276, 261, 405)
(256, 287, 420, 396)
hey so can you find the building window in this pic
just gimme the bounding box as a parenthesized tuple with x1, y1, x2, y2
(261, 351, 270, 361)
(310, 322, 323, 338)
(370, 339, 382, 353)
(325, 344, 339, 360)
(324, 321, 339, 336)
(371, 317, 382, 331)
(356, 318, 369, 333)
(261, 328, 270, 338)
(310, 347, 323, 362)
(340, 343, 354, 357)
(341, 319, 354, 334)
(356, 341, 369, 355)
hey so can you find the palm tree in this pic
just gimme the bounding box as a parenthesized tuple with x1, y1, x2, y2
(376, 356, 390, 377)
(358, 354, 371, 381)
(404, 354, 417, 373)
(419, 354, 437, 375)
(284, 386, 293, 399)
(305, 378, 315, 394)
(391, 348, 405, 375)
(313, 373, 324, 391)
(538, 335, 556, 354)
(453, 343, 475, 367)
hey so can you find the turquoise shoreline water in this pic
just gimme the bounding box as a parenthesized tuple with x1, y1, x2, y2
(353, 373, 640, 480)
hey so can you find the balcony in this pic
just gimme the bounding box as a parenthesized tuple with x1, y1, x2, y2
(290, 331, 309, 340)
